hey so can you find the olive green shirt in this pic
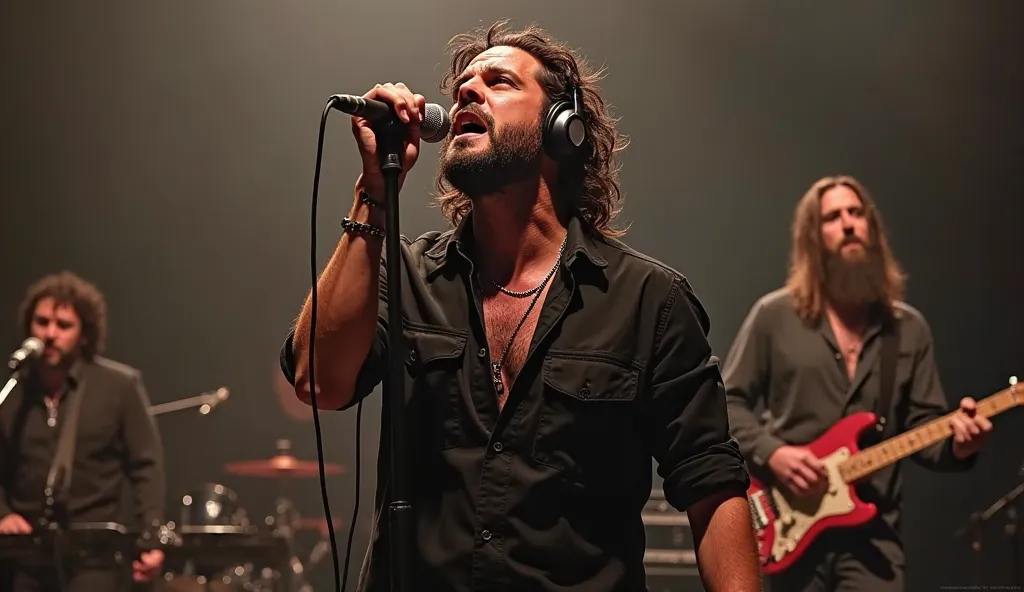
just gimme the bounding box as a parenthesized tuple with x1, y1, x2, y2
(723, 287, 974, 530)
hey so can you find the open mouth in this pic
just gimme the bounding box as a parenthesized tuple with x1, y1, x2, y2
(454, 111, 488, 139)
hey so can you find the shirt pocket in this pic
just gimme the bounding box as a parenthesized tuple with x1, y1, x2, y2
(404, 322, 468, 451)
(532, 352, 642, 491)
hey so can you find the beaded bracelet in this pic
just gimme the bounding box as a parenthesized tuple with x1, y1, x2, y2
(342, 217, 385, 238)
(359, 192, 386, 209)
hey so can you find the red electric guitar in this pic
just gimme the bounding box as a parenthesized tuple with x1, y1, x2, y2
(748, 376, 1021, 575)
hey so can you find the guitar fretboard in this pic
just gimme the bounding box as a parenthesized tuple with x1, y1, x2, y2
(840, 383, 1019, 483)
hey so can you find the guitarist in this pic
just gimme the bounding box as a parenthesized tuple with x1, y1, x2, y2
(723, 175, 992, 591)
(0, 271, 166, 591)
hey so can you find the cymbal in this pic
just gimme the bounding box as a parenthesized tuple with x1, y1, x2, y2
(223, 453, 344, 478)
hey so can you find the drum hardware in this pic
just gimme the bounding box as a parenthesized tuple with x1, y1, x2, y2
(156, 441, 347, 590)
(263, 495, 336, 591)
(223, 438, 344, 479)
(955, 458, 1024, 588)
(162, 482, 290, 591)
(217, 440, 346, 591)
(179, 482, 252, 533)
(149, 387, 230, 417)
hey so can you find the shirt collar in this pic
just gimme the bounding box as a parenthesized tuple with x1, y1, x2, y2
(25, 356, 85, 399)
(67, 357, 85, 388)
(425, 213, 608, 278)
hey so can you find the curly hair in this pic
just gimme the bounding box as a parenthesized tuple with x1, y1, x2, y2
(17, 270, 108, 360)
(786, 175, 906, 323)
(436, 19, 629, 237)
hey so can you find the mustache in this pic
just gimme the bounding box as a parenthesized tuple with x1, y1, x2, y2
(841, 235, 865, 247)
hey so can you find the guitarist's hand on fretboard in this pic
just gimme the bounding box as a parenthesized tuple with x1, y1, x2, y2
(767, 445, 830, 497)
(950, 396, 994, 460)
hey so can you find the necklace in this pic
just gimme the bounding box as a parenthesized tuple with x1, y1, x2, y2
(487, 235, 567, 298)
(44, 396, 59, 427)
(490, 279, 544, 298)
(487, 235, 567, 395)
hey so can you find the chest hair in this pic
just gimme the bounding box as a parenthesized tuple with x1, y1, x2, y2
(830, 320, 865, 381)
(481, 283, 552, 409)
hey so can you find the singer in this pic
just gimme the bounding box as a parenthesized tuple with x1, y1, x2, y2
(280, 20, 761, 591)
(0, 271, 166, 592)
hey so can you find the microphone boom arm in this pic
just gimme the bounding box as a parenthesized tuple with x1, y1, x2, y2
(147, 387, 229, 417)
(0, 372, 23, 410)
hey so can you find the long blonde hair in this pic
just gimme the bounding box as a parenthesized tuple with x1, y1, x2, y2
(785, 175, 906, 323)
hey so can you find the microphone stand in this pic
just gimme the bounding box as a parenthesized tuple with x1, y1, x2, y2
(955, 511, 985, 586)
(0, 370, 23, 409)
(1008, 504, 1021, 588)
(955, 467, 1024, 587)
(375, 112, 411, 592)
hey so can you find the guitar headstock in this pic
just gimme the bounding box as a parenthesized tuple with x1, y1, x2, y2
(198, 387, 230, 415)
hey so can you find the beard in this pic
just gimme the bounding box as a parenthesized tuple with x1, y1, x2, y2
(439, 106, 543, 198)
(41, 343, 72, 368)
(823, 238, 887, 309)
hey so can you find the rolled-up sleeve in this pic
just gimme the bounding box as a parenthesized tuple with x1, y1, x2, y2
(649, 277, 750, 512)
(279, 326, 386, 412)
(278, 251, 390, 411)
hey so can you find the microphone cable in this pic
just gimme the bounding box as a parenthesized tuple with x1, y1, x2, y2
(307, 96, 365, 592)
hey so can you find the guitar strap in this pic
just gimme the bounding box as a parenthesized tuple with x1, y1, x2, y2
(44, 375, 86, 526)
(875, 318, 900, 434)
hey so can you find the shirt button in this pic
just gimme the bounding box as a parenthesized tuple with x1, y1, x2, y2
(579, 386, 590, 399)
(477, 348, 487, 359)
(481, 530, 492, 542)
(492, 442, 503, 453)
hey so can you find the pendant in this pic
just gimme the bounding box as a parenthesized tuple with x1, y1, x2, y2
(491, 362, 504, 395)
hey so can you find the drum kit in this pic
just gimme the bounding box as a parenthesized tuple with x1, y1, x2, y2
(159, 438, 344, 592)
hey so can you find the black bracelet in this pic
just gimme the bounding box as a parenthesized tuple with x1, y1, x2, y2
(342, 217, 385, 238)
(360, 191, 386, 209)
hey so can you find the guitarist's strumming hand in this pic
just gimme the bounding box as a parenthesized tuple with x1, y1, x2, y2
(767, 445, 830, 497)
(950, 397, 993, 460)
(0, 513, 31, 534)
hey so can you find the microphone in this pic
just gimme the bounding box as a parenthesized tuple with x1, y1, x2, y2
(329, 94, 451, 144)
(8, 337, 44, 372)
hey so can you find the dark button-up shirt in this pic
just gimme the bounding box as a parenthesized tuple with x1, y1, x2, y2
(0, 357, 165, 530)
(723, 287, 973, 531)
(280, 215, 749, 592)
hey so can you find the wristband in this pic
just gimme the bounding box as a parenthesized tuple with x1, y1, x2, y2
(359, 191, 386, 209)
(341, 217, 385, 238)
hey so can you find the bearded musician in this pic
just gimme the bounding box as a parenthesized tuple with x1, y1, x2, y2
(723, 176, 992, 591)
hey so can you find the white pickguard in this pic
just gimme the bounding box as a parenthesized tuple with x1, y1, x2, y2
(768, 447, 856, 562)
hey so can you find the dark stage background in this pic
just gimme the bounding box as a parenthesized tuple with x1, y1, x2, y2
(2, 1, 1022, 589)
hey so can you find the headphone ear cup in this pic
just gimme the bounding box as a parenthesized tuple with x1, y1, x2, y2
(544, 101, 586, 160)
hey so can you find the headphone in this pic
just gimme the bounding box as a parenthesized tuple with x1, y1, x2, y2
(543, 83, 587, 160)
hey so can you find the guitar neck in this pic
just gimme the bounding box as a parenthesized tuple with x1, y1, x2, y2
(842, 383, 1021, 483)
